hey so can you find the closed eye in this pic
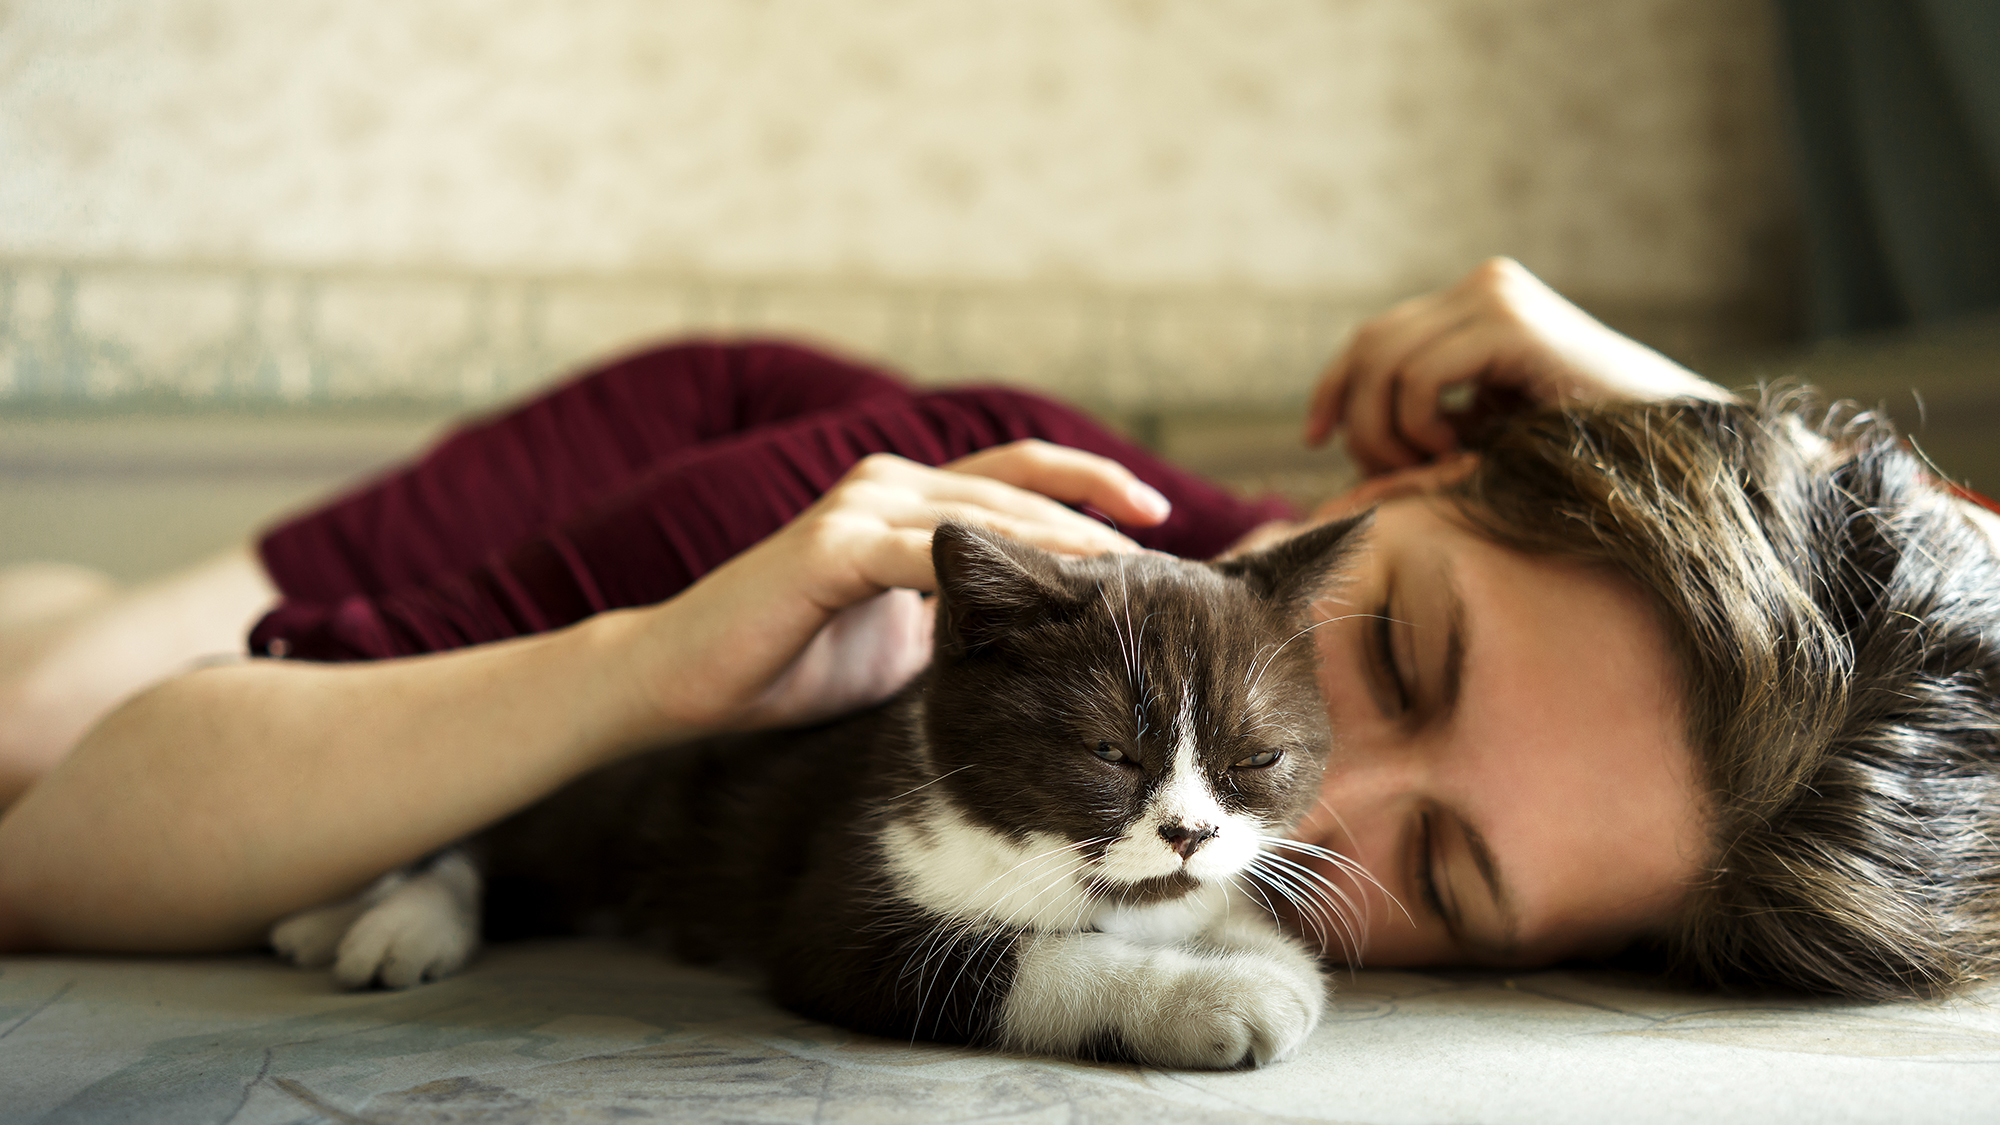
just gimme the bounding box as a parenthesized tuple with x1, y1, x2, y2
(1417, 810, 1449, 924)
(1373, 602, 1409, 715)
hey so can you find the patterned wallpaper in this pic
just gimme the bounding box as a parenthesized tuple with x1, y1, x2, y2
(0, 261, 1359, 409)
(0, 0, 1793, 409)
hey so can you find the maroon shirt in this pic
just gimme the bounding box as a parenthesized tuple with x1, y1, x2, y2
(252, 340, 1293, 662)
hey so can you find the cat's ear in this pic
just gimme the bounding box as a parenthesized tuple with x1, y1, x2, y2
(1213, 513, 1371, 608)
(931, 522, 1079, 657)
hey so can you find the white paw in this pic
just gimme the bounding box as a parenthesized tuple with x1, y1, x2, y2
(270, 866, 407, 969)
(270, 899, 371, 968)
(268, 851, 482, 990)
(1119, 952, 1325, 1068)
(332, 884, 478, 989)
(1000, 929, 1327, 1069)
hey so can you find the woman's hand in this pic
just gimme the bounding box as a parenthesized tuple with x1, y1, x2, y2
(1304, 257, 1732, 475)
(624, 440, 1172, 736)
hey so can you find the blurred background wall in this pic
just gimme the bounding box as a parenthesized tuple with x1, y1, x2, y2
(10, 0, 2000, 581)
(0, 0, 1795, 413)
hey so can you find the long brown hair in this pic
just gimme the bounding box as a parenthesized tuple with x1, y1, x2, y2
(1446, 393, 2000, 999)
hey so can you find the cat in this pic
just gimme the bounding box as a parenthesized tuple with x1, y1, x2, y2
(271, 516, 1365, 1068)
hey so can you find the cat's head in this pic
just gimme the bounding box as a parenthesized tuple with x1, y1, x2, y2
(915, 517, 1365, 907)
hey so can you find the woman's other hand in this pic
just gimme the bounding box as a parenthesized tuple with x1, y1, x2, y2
(1303, 257, 1732, 475)
(625, 441, 1171, 736)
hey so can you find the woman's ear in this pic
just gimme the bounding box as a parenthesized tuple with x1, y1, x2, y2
(1311, 453, 1479, 523)
(930, 522, 1074, 657)
(1213, 513, 1371, 608)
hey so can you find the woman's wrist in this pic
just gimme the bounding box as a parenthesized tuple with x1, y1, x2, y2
(555, 605, 711, 765)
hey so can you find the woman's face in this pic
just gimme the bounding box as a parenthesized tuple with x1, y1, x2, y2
(1289, 496, 1709, 969)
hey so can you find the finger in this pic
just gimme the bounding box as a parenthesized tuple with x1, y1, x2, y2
(842, 525, 941, 598)
(1341, 364, 1428, 475)
(1332, 298, 1479, 473)
(833, 496, 1135, 606)
(1307, 294, 1437, 447)
(841, 482, 1140, 556)
(1352, 294, 1482, 402)
(1304, 353, 1349, 448)
(915, 502, 1141, 557)
(945, 440, 1171, 527)
(1391, 322, 1522, 457)
(853, 464, 1143, 552)
(819, 476, 1142, 567)
(844, 456, 1108, 527)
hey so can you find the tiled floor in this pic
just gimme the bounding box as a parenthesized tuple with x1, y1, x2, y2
(6, 942, 1996, 1124)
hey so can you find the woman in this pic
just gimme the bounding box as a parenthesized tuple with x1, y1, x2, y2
(0, 259, 1994, 1001)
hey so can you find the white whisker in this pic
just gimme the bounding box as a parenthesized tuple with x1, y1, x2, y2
(1254, 850, 1367, 959)
(1262, 836, 1411, 927)
(1246, 612, 1379, 699)
(1237, 869, 1329, 954)
(882, 763, 978, 805)
(1251, 849, 1360, 958)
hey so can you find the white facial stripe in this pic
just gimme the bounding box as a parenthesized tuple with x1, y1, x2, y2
(880, 796, 1098, 931)
(1095, 683, 1267, 885)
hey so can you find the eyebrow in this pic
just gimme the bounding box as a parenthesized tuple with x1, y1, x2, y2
(1436, 569, 1466, 723)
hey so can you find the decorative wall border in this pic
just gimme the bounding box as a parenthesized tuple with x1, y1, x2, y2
(0, 259, 1382, 412)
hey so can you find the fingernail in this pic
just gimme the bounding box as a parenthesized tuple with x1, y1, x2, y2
(1129, 481, 1171, 520)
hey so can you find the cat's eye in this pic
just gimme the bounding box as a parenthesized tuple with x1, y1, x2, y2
(1232, 749, 1282, 769)
(1089, 740, 1128, 764)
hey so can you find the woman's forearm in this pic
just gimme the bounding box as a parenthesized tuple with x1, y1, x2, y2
(0, 607, 671, 953)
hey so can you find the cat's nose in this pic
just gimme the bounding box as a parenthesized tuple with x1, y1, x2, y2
(1159, 821, 1220, 859)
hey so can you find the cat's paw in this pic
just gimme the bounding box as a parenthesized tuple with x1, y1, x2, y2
(267, 851, 481, 990)
(1000, 930, 1326, 1069)
(269, 865, 409, 970)
(331, 852, 481, 989)
(332, 885, 477, 989)
(1119, 952, 1325, 1068)
(270, 898, 372, 968)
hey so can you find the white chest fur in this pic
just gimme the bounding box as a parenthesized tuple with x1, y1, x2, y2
(878, 796, 1101, 932)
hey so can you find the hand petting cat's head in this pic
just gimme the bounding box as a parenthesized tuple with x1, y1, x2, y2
(920, 518, 1366, 906)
